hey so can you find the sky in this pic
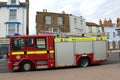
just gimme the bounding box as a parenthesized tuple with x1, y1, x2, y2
(0, 0, 120, 34)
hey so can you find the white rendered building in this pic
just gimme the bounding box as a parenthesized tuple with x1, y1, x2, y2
(69, 15, 86, 33)
(0, 0, 29, 37)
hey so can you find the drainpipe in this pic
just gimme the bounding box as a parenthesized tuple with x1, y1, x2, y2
(26, 0, 29, 35)
(22, 8, 25, 35)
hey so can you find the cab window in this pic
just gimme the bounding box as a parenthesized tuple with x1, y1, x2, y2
(26, 38, 34, 47)
(35, 38, 46, 49)
(12, 38, 24, 50)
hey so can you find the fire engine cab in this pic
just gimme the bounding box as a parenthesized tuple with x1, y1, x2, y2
(8, 34, 107, 71)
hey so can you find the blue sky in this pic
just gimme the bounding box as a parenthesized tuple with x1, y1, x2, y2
(0, 0, 120, 34)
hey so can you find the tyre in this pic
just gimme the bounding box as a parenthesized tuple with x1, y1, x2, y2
(78, 57, 90, 67)
(20, 61, 35, 71)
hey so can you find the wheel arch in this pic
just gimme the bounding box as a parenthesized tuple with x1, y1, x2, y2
(18, 58, 36, 70)
(77, 56, 91, 67)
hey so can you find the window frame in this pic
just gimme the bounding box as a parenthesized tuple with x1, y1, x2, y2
(9, 9, 17, 20)
(12, 38, 24, 51)
(7, 24, 19, 35)
(35, 38, 46, 50)
(45, 16, 51, 25)
(26, 38, 34, 47)
(11, 0, 16, 4)
(48, 28, 60, 33)
(58, 16, 63, 25)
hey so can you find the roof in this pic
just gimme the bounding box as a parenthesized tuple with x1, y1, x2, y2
(0, 2, 6, 4)
(10, 34, 54, 38)
(86, 22, 100, 27)
(0, 2, 26, 6)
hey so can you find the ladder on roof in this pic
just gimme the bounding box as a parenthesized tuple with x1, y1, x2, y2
(39, 31, 108, 38)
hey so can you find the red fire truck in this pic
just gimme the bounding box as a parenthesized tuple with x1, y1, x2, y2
(8, 34, 108, 71)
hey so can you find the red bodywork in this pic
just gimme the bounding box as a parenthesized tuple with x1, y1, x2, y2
(8, 34, 55, 70)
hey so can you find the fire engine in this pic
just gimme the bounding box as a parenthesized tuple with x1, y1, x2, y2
(8, 33, 108, 71)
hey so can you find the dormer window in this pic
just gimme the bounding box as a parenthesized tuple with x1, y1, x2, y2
(11, 0, 16, 4)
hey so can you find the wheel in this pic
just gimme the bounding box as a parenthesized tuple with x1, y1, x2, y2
(20, 61, 35, 71)
(78, 57, 90, 67)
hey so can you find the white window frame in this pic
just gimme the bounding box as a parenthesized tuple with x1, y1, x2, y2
(9, 9, 17, 20)
(80, 20, 83, 26)
(88, 27, 92, 33)
(11, 0, 16, 4)
(97, 27, 100, 32)
(48, 28, 60, 33)
(58, 17, 63, 25)
(7, 24, 19, 35)
(45, 16, 51, 25)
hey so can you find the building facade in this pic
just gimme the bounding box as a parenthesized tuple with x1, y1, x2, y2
(85, 22, 102, 33)
(69, 15, 86, 33)
(0, 0, 29, 60)
(99, 18, 120, 41)
(36, 10, 70, 34)
(0, 0, 29, 37)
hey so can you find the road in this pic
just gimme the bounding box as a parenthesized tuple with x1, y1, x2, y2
(0, 52, 120, 80)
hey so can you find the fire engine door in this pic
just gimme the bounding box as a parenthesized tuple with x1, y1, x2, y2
(55, 42, 75, 67)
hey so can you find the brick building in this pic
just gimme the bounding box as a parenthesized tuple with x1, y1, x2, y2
(117, 18, 120, 28)
(36, 10, 70, 34)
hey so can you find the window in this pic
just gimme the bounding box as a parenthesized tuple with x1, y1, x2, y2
(74, 18, 77, 24)
(48, 28, 60, 33)
(9, 10, 17, 20)
(11, 0, 16, 4)
(12, 38, 24, 50)
(113, 32, 116, 38)
(80, 20, 83, 26)
(36, 38, 46, 49)
(58, 17, 63, 25)
(88, 27, 92, 33)
(0, 44, 9, 59)
(26, 38, 34, 47)
(7, 24, 19, 35)
(8, 24, 16, 35)
(97, 27, 100, 32)
(45, 16, 51, 24)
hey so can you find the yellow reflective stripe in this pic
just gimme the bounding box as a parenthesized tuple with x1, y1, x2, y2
(68, 37, 96, 41)
(12, 50, 54, 55)
(55, 38, 62, 42)
(35, 51, 47, 54)
(12, 52, 24, 55)
(27, 51, 34, 54)
(55, 37, 107, 42)
(49, 50, 54, 54)
(102, 37, 107, 40)
(55, 37, 96, 42)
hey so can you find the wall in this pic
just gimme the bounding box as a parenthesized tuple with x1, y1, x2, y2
(36, 12, 70, 34)
(0, 6, 27, 37)
(69, 15, 86, 33)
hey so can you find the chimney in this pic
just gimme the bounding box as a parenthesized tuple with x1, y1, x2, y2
(62, 11, 65, 14)
(99, 19, 104, 32)
(117, 18, 120, 27)
(43, 9, 47, 12)
(99, 19, 102, 26)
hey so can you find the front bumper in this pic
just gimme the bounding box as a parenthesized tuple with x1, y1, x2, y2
(7, 61, 13, 70)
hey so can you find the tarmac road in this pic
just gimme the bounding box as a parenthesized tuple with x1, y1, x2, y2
(0, 52, 120, 80)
